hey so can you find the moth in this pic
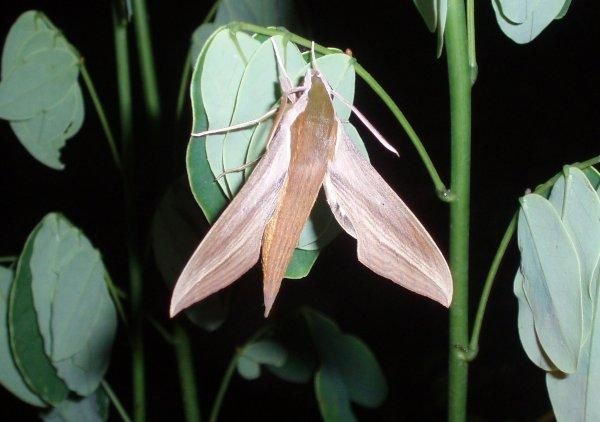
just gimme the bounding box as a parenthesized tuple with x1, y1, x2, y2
(170, 41, 453, 317)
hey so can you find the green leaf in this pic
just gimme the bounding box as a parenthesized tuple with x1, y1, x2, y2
(41, 387, 109, 422)
(237, 356, 261, 380)
(518, 194, 582, 373)
(10, 84, 84, 170)
(0, 49, 78, 120)
(152, 177, 228, 331)
(1, 12, 83, 169)
(412, 0, 448, 54)
(583, 166, 600, 190)
(557, 168, 600, 334)
(266, 348, 315, 383)
(237, 340, 288, 380)
(546, 263, 600, 421)
(412, 0, 438, 32)
(555, 0, 573, 19)
(223, 35, 306, 196)
(28, 213, 117, 396)
(315, 365, 357, 422)
(304, 309, 387, 419)
(190, 23, 218, 69)
(0, 266, 45, 407)
(201, 28, 261, 197)
(8, 224, 69, 405)
(1, 11, 53, 78)
(187, 27, 229, 224)
(214, 0, 299, 27)
(513, 269, 555, 371)
(243, 340, 287, 366)
(332, 335, 388, 408)
(492, 0, 570, 44)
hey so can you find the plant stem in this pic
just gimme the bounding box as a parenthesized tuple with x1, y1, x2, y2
(80, 65, 122, 169)
(175, 54, 192, 124)
(132, 0, 161, 124)
(466, 0, 478, 84)
(112, 5, 145, 422)
(173, 324, 201, 422)
(0, 256, 17, 263)
(102, 380, 133, 422)
(445, 1, 472, 421)
(208, 350, 239, 422)
(231, 22, 449, 196)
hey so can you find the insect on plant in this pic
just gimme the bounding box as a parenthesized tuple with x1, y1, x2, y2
(170, 40, 453, 317)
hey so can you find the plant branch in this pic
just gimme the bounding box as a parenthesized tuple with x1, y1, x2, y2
(112, 5, 145, 422)
(208, 350, 239, 422)
(445, 1, 472, 421)
(132, 0, 161, 123)
(102, 380, 133, 422)
(173, 324, 201, 422)
(466, 0, 478, 84)
(80, 65, 122, 169)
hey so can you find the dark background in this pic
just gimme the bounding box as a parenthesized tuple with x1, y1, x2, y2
(1, 1, 598, 421)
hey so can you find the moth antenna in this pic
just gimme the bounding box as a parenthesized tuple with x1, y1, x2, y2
(331, 90, 400, 156)
(270, 38, 294, 95)
(191, 107, 277, 137)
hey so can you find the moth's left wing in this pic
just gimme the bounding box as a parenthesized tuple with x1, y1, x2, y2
(170, 129, 291, 317)
(323, 125, 453, 306)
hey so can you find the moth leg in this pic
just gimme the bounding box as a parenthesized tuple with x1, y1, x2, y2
(215, 155, 264, 180)
(191, 107, 277, 137)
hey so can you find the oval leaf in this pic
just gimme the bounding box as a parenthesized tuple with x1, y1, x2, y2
(0, 49, 78, 120)
(28, 213, 117, 395)
(0, 266, 45, 406)
(201, 28, 261, 197)
(546, 262, 600, 421)
(492, 0, 570, 44)
(518, 194, 582, 373)
(513, 269, 555, 371)
(8, 223, 69, 405)
(41, 387, 109, 422)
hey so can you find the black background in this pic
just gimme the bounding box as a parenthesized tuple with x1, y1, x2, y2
(1, 1, 598, 421)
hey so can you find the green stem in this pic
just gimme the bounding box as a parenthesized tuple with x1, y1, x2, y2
(354, 62, 449, 197)
(466, 0, 478, 84)
(466, 155, 600, 360)
(102, 380, 133, 422)
(132, 0, 161, 123)
(205, 0, 221, 22)
(209, 350, 239, 422)
(0, 256, 17, 264)
(231, 22, 448, 196)
(445, 1, 472, 421)
(208, 326, 272, 422)
(112, 6, 145, 422)
(173, 324, 202, 422)
(80, 65, 122, 169)
(465, 216, 516, 361)
(175, 54, 192, 123)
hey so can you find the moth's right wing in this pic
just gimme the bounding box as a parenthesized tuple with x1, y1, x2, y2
(323, 125, 453, 307)
(170, 128, 291, 317)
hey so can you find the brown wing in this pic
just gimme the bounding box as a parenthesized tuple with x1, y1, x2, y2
(323, 125, 453, 307)
(261, 75, 337, 316)
(169, 127, 291, 317)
